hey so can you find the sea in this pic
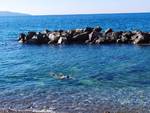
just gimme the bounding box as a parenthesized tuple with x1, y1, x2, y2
(0, 13, 150, 113)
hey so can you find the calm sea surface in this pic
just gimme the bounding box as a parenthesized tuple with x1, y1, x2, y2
(0, 13, 150, 113)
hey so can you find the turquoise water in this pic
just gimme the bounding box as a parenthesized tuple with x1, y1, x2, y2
(0, 13, 150, 112)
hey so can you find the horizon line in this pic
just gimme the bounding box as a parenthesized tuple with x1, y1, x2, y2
(1, 10, 150, 16)
(34, 11, 150, 16)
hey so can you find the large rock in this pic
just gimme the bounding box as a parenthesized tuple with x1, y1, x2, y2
(132, 32, 150, 44)
(105, 28, 113, 34)
(121, 31, 133, 43)
(45, 29, 51, 33)
(37, 33, 49, 44)
(84, 27, 94, 33)
(95, 38, 106, 44)
(18, 33, 26, 43)
(26, 32, 36, 40)
(89, 31, 103, 42)
(57, 36, 67, 44)
(133, 34, 144, 44)
(93, 26, 102, 32)
(69, 32, 89, 44)
(116, 39, 122, 43)
(26, 38, 39, 44)
(75, 29, 84, 34)
(48, 32, 60, 44)
(143, 32, 150, 42)
(42, 29, 51, 34)
(105, 32, 116, 43)
(112, 31, 123, 40)
(88, 26, 103, 43)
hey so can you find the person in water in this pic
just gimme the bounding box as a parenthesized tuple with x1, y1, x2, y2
(49, 72, 71, 80)
(59, 75, 70, 80)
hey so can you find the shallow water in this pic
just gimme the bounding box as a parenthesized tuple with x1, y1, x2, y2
(0, 13, 150, 113)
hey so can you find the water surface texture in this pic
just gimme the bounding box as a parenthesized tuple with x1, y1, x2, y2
(0, 13, 150, 113)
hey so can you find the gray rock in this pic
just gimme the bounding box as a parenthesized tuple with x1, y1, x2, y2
(105, 32, 116, 43)
(121, 31, 132, 43)
(26, 32, 36, 40)
(48, 32, 60, 44)
(57, 36, 67, 44)
(116, 39, 122, 43)
(26, 38, 38, 44)
(71, 32, 89, 43)
(132, 32, 144, 44)
(18, 33, 26, 43)
(89, 31, 103, 41)
(105, 28, 113, 34)
(84, 27, 94, 33)
(57, 37, 63, 44)
(132, 32, 150, 44)
(85, 39, 91, 44)
(37, 33, 49, 44)
(112, 31, 123, 40)
(95, 38, 106, 44)
(93, 26, 102, 32)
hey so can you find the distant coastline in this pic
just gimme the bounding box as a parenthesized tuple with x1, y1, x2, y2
(0, 11, 31, 16)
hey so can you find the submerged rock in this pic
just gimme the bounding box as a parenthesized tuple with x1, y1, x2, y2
(18, 26, 150, 45)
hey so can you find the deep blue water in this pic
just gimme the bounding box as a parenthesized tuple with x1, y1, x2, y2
(0, 13, 150, 112)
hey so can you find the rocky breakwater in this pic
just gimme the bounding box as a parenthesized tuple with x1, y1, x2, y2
(18, 26, 150, 45)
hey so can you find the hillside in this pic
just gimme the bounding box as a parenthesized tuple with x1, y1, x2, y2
(0, 11, 30, 16)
